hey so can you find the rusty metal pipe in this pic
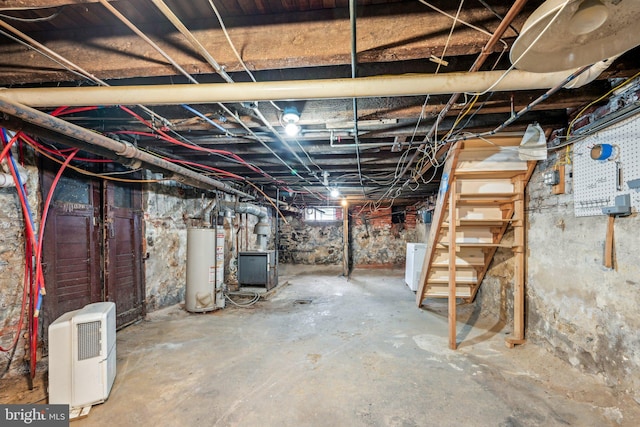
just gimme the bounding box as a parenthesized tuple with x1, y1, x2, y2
(0, 96, 252, 198)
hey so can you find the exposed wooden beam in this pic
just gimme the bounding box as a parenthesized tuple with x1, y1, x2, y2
(0, 0, 100, 7)
(0, 2, 525, 84)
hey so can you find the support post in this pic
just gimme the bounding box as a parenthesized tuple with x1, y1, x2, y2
(275, 188, 280, 287)
(448, 178, 457, 350)
(604, 215, 615, 269)
(343, 204, 349, 277)
(507, 177, 526, 348)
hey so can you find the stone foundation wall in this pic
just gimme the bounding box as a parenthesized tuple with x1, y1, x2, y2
(278, 205, 420, 266)
(478, 149, 640, 401)
(143, 182, 213, 311)
(0, 156, 39, 376)
(278, 215, 343, 264)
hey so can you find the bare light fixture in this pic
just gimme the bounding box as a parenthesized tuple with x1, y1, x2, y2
(282, 106, 301, 137)
(330, 188, 340, 198)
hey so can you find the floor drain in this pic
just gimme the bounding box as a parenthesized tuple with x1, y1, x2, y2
(294, 299, 313, 305)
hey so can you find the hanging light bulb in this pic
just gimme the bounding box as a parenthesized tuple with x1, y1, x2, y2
(282, 107, 301, 137)
(330, 188, 340, 198)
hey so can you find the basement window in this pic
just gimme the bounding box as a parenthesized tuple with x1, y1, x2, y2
(53, 176, 90, 205)
(305, 207, 342, 222)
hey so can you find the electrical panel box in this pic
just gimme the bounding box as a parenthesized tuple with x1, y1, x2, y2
(238, 251, 276, 290)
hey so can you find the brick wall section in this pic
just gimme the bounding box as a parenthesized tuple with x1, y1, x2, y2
(405, 205, 417, 230)
(353, 207, 392, 227)
(351, 205, 416, 229)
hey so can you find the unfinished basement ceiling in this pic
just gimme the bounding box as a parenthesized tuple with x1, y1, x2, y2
(0, 0, 639, 206)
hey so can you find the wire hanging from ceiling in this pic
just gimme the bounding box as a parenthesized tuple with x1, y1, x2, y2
(349, 0, 366, 198)
(143, 0, 329, 196)
(0, 26, 291, 196)
(386, 0, 530, 202)
(0, 19, 172, 128)
(207, 0, 282, 112)
(0, 7, 62, 22)
(368, 0, 467, 211)
(0, 1, 318, 199)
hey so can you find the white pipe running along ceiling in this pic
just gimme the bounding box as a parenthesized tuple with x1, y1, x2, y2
(0, 68, 602, 108)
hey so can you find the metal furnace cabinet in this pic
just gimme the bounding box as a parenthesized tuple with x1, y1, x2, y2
(238, 251, 277, 290)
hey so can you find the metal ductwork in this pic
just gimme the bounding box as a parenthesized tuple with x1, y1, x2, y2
(201, 199, 217, 226)
(219, 200, 270, 251)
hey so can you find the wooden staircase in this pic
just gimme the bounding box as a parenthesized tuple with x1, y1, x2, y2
(415, 135, 536, 350)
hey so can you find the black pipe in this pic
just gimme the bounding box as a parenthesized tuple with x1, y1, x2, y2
(349, 0, 365, 196)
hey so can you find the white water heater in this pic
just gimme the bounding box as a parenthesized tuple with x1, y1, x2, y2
(186, 228, 225, 312)
(48, 302, 116, 409)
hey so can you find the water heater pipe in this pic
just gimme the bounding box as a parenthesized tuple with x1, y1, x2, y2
(219, 200, 270, 251)
(202, 198, 217, 226)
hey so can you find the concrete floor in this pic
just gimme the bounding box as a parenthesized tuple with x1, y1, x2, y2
(3, 265, 640, 426)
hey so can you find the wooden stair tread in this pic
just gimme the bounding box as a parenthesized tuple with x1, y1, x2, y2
(432, 261, 485, 268)
(439, 242, 514, 248)
(454, 197, 518, 206)
(442, 219, 512, 227)
(430, 263, 482, 269)
(427, 278, 477, 285)
(454, 170, 526, 179)
(425, 285, 472, 298)
(457, 192, 517, 198)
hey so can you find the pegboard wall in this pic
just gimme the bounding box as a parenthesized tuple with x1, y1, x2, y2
(573, 113, 640, 217)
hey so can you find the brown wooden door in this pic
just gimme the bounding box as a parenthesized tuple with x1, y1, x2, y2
(41, 172, 102, 343)
(41, 163, 145, 336)
(103, 180, 145, 328)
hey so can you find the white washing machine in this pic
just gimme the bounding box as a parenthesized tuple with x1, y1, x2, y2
(405, 243, 428, 292)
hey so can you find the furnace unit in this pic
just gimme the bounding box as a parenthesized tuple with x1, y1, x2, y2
(238, 251, 276, 290)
